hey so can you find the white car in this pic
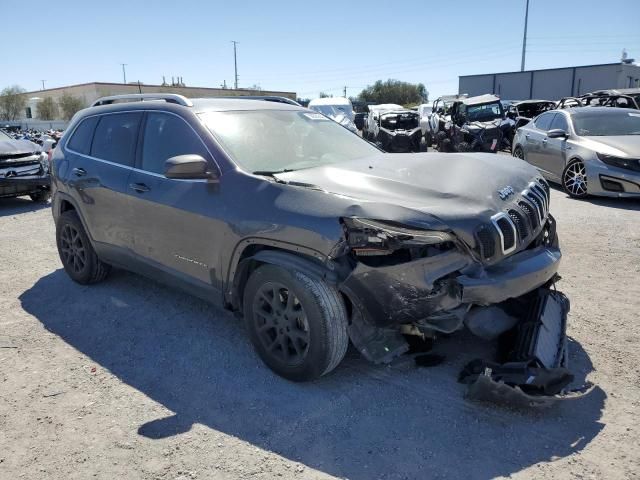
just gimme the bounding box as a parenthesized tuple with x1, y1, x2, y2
(308, 97, 357, 133)
(417, 103, 433, 143)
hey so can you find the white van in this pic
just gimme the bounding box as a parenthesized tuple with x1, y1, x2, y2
(308, 97, 357, 132)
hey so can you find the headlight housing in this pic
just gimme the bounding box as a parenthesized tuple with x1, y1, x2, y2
(596, 152, 640, 172)
(342, 217, 455, 257)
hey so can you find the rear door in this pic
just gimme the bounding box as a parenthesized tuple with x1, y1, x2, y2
(538, 112, 569, 181)
(65, 112, 141, 253)
(525, 111, 555, 169)
(127, 111, 224, 288)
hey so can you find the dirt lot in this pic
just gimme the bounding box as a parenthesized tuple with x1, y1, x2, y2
(1, 189, 639, 480)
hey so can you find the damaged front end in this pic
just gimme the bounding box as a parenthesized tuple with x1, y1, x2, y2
(376, 111, 422, 153)
(332, 211, 591, 406)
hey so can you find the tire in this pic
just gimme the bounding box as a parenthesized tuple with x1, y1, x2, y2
(424, 131, 432, 147)
(513, 145, 525, 161)
(435, 131, 449, 152)
(457, 142, 472, 152)
(243, 264, 349, 382)
(56, 210, 111, 284)
(562, 159, 589, 199)
(29, 189, 51, 203)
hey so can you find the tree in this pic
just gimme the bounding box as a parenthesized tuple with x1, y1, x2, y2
(319, 92, 332, 98)
(36, 97, 58, 120)
(357, 79, 427, 106)
(0, 85, 27, 121)
(58, 93, 85, 121)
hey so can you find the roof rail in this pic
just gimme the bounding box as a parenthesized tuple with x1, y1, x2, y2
(91, 93, 193, 107)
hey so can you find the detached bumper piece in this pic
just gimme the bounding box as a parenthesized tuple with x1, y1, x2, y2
(459, 288, 593, 407)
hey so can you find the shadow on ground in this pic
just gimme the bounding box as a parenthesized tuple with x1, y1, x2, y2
(21, 269, 606, 480)
(0, 197, 49, 216)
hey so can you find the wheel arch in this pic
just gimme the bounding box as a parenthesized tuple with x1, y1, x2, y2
(225, 240, 339, 313)
(53, 192, 96, 245)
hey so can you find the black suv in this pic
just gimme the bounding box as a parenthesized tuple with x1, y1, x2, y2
(51, 94, 578, 400)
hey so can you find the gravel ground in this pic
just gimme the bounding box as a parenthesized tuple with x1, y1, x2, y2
(1, 188, 639, 480)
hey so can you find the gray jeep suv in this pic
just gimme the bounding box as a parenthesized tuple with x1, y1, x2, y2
(51, 94, 577, 400)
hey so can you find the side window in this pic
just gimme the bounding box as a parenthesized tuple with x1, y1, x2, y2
(549, 113, 569, 132)
(90, 112, 142, 166)
(67, 116, 98, 154)
(141, 112, 209, 174)
(534, 112, 555, 131)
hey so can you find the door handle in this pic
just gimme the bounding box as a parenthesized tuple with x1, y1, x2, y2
(542, 138, 548, 144)
(525, 134, 530, 139)
(72, 167, 86, 177)
(129, 182, 150, 193)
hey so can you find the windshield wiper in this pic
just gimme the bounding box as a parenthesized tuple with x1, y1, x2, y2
(252, 169, 296, 176)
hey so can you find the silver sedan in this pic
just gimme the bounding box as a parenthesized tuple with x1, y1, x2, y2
(512, 107, 640, 198)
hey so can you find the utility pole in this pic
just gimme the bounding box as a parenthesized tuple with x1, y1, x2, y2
(520, 0, 530, 72)
(343, 86, 347, 97)
(40, 80, 46, 90)
(231, 41, 239, 89)
(120, 63, 128, 84)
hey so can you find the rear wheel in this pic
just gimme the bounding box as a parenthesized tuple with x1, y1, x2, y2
(513, 145, 525, 160)
(243, 264, 348, 382)
(562, 159, 588, 198)
(435, 131, 449, 152)
(56, 210, 111, 284)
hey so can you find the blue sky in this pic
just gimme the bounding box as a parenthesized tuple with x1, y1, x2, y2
(1, 0, 639, 99)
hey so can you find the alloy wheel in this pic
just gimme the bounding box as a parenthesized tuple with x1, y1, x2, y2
(252, 282, 310, 366)
(564, 161, 588, 197)
(59, 224, 86, 274)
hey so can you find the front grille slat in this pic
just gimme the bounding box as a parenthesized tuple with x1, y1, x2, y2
(508, 209, 529, 240)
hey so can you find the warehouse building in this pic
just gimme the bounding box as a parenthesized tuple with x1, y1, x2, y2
(459, 62, 640, 101)
(16, 81, 296, 127)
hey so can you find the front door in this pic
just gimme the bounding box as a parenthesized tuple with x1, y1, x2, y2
(538, 112, 570, 181)
(127, 111, 224, 290)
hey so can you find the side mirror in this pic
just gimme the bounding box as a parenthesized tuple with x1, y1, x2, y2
(164, 154, 218, 180)
(547, 129, 568, 139)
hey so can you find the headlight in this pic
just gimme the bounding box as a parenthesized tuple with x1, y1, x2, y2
(596, 153, 640, 172)
(343, 217, 455, 256)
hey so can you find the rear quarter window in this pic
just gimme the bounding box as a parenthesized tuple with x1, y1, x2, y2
(66, 116, 98, 154)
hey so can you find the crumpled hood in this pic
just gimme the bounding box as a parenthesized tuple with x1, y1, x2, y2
(0, 139, 40, 156)
(274, 152, 541, 246)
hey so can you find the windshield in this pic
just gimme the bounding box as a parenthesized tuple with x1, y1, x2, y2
(199, 110, 378, 173)
(573, 111, 640, 136)
(466, 102, 503, 122)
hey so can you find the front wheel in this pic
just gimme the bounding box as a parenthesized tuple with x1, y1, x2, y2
(243, 264, 349, 382)
(562, 159, 589, 198)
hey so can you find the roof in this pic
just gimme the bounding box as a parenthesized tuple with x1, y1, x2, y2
(459, 62, 638, 78)
(565, 106, 640, 116)
(190, 98, 304, 112)
(513, 99, 556, 106)
(308, 97, 352, 106)
(462, 94, 501, 106)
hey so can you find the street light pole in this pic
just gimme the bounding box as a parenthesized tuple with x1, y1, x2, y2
(41, 80, 46, 90)
(231, 41, 239, 89)
(120, 63, 128, 84)
(520, 0, 530, 72)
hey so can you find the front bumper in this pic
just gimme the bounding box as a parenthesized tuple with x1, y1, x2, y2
(0, 174, 51, 198)
(342, 244, 561, 330)
(586, 161, 640, 197)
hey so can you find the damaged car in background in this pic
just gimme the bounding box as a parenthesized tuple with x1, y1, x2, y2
(0, 128, 51, 202)
(364, 104, 423, 152)
(52, 94, 591, 407)
(307, 97, 358, 133)
(437, 94, 508, 153)
(505, 99, 557, 145)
